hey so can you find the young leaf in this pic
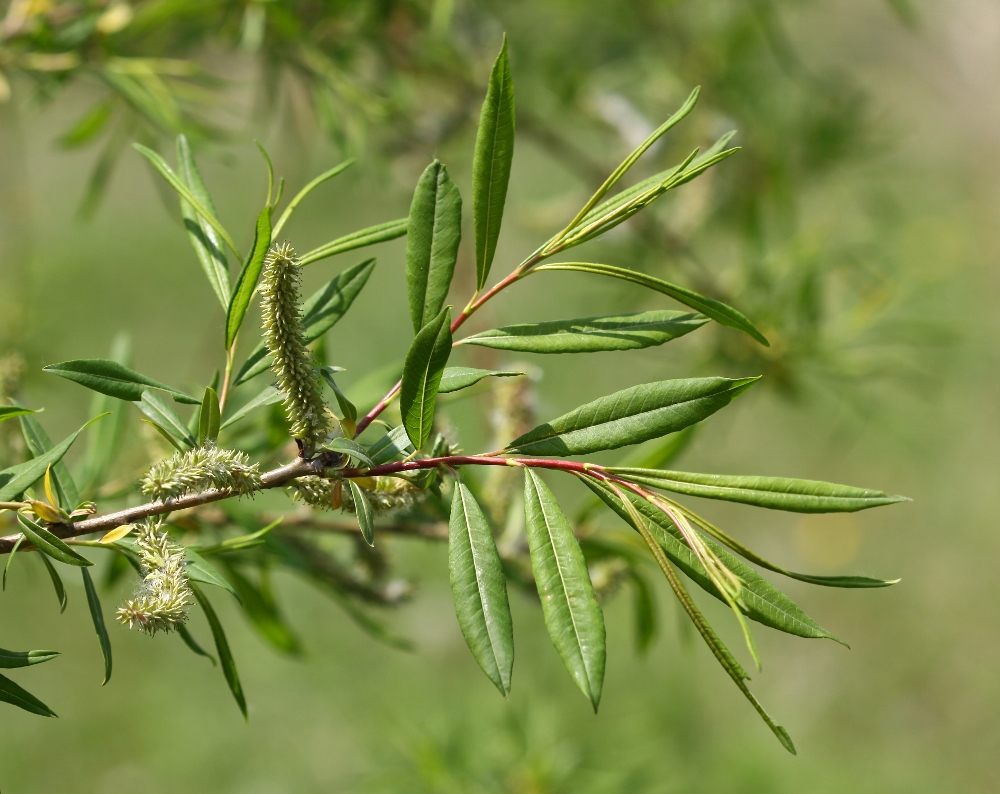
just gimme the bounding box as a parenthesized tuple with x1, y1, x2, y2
(0, 414, 107, 502)
(0, 673, 57, 717)
(190, 582, 247, 719)
(177, 624, 216, 665)
(507, 377, 758, 457)
(438, 367, 524, 394)
(43, 359, 198, 404)
(400, 306, 453, 450)
(367, 425, 415, 467)
(137, 390, 196, 447)
(16, 514, 93, 567)
(348, 481, 376, 547)
(523, 470, 605, 710)
(81, 568, 112, 685)
(0, 406, 38, 423)
(219, 385, 283, 430)
(198, 387, 221, 446)
(234, 258, 376, 385)
(225, 207, 272, 350)
(535, 263, 769, 346)
(0, 648, 59, 669)
(608, 468, 908, 513)
(407, 160, 463, 332)
(100, 524, 135, 544)
(37, 552, 68, 612)
(176, 135, 230, 310)
(458, 310, 708, 354)
(184, 548, 241, 603)
(195, 517, 281, 556)
(326, 438, 373, 468)
(320, 370, 358, 435)
(299, 218, 408, 267)
(472, 36, 515, 290)
(449, 478, 514, 696)
(271, 159, 355, 240)
(18, 412, 80, 509)
(3, 536, 23, 591)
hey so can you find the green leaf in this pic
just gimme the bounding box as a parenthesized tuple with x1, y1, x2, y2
(449, 478, 514, 696)
(184, 547, 240, 603)
(43, 359, 198, 404)
(255, 140, 275, 206)
(221, 563, 302, 656)
(367, 425, 414, 467)
(81, 568, 112, 685)
(458, 310, 707, 354)
(472, 36, 516, 290)
(3, 536, 23, 591)
(320, 369, 358, 434)
(299, 218, 408, 267)
(198, 387, 221, 446)
(233, 258, 376, 386)
(16, 514, 92, 567)
(0, 406, 38, 423)
(326, 438, 373, 468)
(176, 135, 230, 310)
(220, 386, 283, 430)
(535, 263, 769, 346)
(194, 517, 282, 557)
(81, 334, 131, 493)
(400, 306, 453, 450)
(225, 207, 272, 350)
(0, 672, 56, 717)
(0, 648, 59, 668)
(134, 143, 241, 258)
(37, 552, 68, 612)
(271, 159, 355, 240)
(0, 414, 107, 502)
(137, 390, 196, 447)
(177, 624, 216, 665)
(608, 468, 908, 513)
(407, 160, 463, 333)
(18, 411, 80, 509)
(59, 98, 114, 149)
(438, 367, 524, 394)
(348, 481, 376, 547)
(190, 582, 247, 719)
(523, 470, 605, 710)
(630, 570, 658, 654)
(507, 377, 757, 457)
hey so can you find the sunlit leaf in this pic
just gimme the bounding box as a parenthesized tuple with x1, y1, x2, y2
(43, 359, 198, 403)
(190, 582, 247, 719)
(219, 386, 283, 430)
(0, 673, 56, 717)
(137, 390, 195, 447)
(400, 306, 452, 450)
(0, 648, 59, 669)
(349, 481, 376, 546)
(271, 159, 355, 240)
(299, 219, 407, 267)
(18, 411, 80, 509)
(198, 387, 221, 446)
(367, 425, 414, 467)
(326, 438, 373, 468)
(225, 207, 272, 349)
(184, 547, 240, 603)
(438, 367, 524, 394)
(100, 524, 135, 544)
(81, 569, 112, 685)
(16, 514, 93, 567)
(0, 406, 38, 423)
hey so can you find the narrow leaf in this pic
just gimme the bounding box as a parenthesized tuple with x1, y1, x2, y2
(400, 306, 453, 450)
(407, 160, 463, 332)
(348, 481, 376, 546)
(190, 582, 247, 719)
(507, 377, 758, 457)
(299, 218, 407, 267)
(438, 367, 524, 394)
(523, 470, 605, 710)
(43, 359, 198, 403)
(459, 310, 707, 353)
(225, 207, 272, 349)
(0, 672, 57, 717)
(368, 425, 414, 467)
(220, 386, 283, 430)
(81, 568, 112, 685)
(0, 406, 37, 423)
(326, 438, 373, 468)
(221, 563, 302, 655)
(271, 159, 355, 240)
(18, 411, 80, 509)
(177, 624, 216, 665)
(3, 536, 23, 590)
(16, 514, 93, 567)
(0, 648, 59, 668)
(137, 390, 196, 447)
(472, 36, 515, 290)
(535, 262, 769, 346)
(184, 547, 241, 602)
(100, 524, 135, 544)
(198, 387, 221, 446)
(37, 552, 68, 612)
(449, 478, 514, 696)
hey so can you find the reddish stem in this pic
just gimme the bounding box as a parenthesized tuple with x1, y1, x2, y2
(345, 454, 600, 480)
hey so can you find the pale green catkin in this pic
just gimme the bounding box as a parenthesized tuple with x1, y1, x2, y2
(290, 475, 421, 514)
(116, 520, 193, 636)
(141, 445, 262, 501)
(260, 242, 333, 448)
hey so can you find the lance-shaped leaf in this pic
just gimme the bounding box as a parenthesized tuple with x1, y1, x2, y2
(0, 648, 59, 668)
(458, 310, 708, 354)
(43, 359, 198, 403)
(400, 306, 453, 450)
(0, 673, 56, 717)
(184, 547, 241, 603)
(18, 411, 80, 509)
(176, 135, 230, 309)
(198, 387, 221, 446)
(472, 37, 515, 290)
(535, 262, 768, 346)
(327, 438, 373, 469)
(523, 470, 605, 710)
(0, 414, 106, 502)
(16, 514, 93, 567)
(271, 160, 355, 240)
(221, 563, 302, 656)
(438, 367, 524, 394)
(225, 207, 272, 349)
(3, 536, 23, 591)
(582, 479, 843, 644)
(349, 481, 376, 546)
(608, 468, 908, 513)
(38, 553, 67, 612)
(449, 479, 514, 696)
(407, 160, 463, 333)
(81, 568, 112, 685)
(220, 385, 283, 430)
(368, 425, 414, 467)
(137, 390, 195, 447)
(190, 582, 247, 719)
(177, 624, 216, 665)
(299, 218, 408, 267)
(507, 377, 757, 457)
(81, 334, 131, 492)
(234, 258, 376, 386)
(0, 406, 37, 423)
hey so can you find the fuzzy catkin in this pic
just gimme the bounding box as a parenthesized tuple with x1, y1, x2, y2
(260, 242, 333, 447)
(141, 445, 262, 501)
(116, 520, 193, 635)
(290, 475, 421, 514)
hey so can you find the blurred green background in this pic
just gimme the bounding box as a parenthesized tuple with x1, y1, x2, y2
(1, 0, 998, 791)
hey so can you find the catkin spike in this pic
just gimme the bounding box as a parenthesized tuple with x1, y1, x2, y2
(116, 519, 193, 636)
(141, 445, 262, 501)
(260, 242, 333, 449)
